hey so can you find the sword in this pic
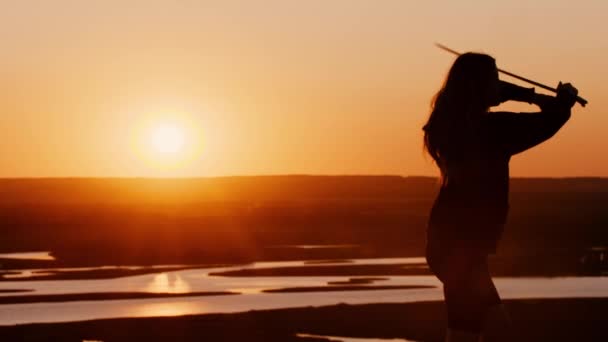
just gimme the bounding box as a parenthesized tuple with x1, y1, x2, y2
(435, 43, 587, 107)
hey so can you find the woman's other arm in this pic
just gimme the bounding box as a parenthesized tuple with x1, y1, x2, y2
(490, 82, 578, 156)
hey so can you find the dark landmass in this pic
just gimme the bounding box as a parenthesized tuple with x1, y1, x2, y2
(2, 254, 595, 284)
(262, 285, 435, 293)
(209, 263, 433, 277)
(0, 176, 606, 275)
(0, 264, 237, 281)
(0, 289, 32, 293)
(1, 298, 606, 341)
(0, 291, 238, 305)
(327, 277, 389, 285)
(303, 259, 354, 264)
(208, 252, 591, 277)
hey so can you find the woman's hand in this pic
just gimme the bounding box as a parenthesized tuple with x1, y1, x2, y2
(529, 82, 579, 110)
(556, 82, 579, 108)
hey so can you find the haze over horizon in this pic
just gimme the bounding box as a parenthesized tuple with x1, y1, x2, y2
(2, 0, 607, 178)
(0, 175, 606, 180)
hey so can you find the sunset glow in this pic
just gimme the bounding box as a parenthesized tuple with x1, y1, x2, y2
(127, 110, 206, 176)
(149, 123, 185, 155)
(0, 2, 606, 337)
(1, 1, 607, 177)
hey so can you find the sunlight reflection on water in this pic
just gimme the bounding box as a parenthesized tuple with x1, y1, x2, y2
(131, 301, 201, 318)
(1, 257, 608, 326)
(0, 252, 55, 260)
(145, 273, 191, 293)
(227, 287, 264, 294)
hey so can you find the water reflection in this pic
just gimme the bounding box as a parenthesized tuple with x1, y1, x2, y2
(1, 257, 607, 326)
(0, 252, 55, 260)
(2, 257, 426, 281)
(132, 301, 201, 318)
(3, 270, 54, 279)
(146, 273, 191, 293)
(227, 287, 264, 294)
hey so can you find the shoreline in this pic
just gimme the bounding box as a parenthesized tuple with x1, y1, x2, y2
(2, 253, 605, 281)
(1, 297, 606, 341)
(0, 291, 238, 305)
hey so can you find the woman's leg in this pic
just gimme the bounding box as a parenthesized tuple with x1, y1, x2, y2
(443, 281, 485, 340)
(425, 233, 488, 341)
(475, 257, 514, 341)
(441, 248, 499, 341)
(480, 303, 514, 341)
(445, 328, 481, 342)
(426, 235, 481, 341)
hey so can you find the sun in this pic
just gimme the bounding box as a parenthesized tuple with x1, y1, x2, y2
(128, 109, 206, 176)
(149, 123, 185, 155)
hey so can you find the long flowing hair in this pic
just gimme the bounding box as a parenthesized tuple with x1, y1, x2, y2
(423, 52, 497, 184)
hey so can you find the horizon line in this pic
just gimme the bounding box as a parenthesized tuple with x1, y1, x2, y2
(0, 174, 605, 180)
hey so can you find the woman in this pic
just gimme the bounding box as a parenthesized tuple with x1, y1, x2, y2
(422, 52, 578, 342)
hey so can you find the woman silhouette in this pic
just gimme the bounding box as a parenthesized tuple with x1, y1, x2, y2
(423, 53, 578, 342)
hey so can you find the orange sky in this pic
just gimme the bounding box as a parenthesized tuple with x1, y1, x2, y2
(1, 0, 606, 177)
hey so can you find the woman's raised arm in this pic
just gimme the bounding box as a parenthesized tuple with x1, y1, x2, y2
(489, 83, 578, 156)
